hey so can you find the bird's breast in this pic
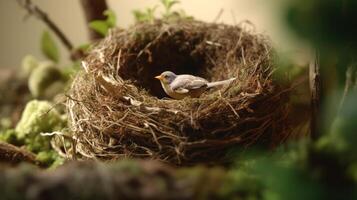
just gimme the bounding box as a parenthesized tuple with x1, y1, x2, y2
(161, 82, 186, 100)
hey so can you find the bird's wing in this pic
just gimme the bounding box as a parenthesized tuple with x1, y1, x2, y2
(171, 75, 208, 94)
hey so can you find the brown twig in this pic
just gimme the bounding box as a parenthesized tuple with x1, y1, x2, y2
(309, 50, 322, 140)
(0, 141, 37, 165)
(17, 0, 73, 51)
(212, 8, 224, 23)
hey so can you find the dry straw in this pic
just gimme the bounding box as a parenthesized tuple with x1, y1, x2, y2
(67, 19, 290, 165)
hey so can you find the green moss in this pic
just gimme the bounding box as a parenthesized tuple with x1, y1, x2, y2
(36, 150, 64, 167)
(0, 129, 24, 146)
(12, 100, 67, 167)
(16, 100, 64, 138)
(15, 100, 66, 152)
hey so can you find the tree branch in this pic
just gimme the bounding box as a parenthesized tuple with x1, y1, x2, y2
(339, 66, 356, 111)
(309, 50, 322, 140)
(17, 0, 73, 51)
(80, 0, 108, 40)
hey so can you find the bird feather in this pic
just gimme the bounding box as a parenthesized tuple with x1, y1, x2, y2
(171, 75, 208, 93)
(206, 78, 236, 88)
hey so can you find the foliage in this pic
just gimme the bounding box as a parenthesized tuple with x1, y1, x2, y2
(220, 167, 263, 199)
(89, 10, 117, 36)
(41, 31, 60, 63)
(221, 90, 357, 199)
(15, 100, 65, 141)
(285, 0, 357, 82)
(13, 100, 66, 165)
(317, 92, 357, 159)
(61, 61, 82, 81)
(286, 0, 357, 54)
(161, 0, 179, 18)
(133, 0, 192, 23)
(36, 150, 64, 167)
(0, 129, 23, 146)
(28, 61, 64, 98)
(133, 6, 158, 23)
(76, 43, 91, 53)
(20, 55, 39, 78)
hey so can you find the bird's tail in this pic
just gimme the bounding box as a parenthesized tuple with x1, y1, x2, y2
(207, 78, 236, 88)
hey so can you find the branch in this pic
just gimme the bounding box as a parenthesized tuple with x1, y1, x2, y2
(339, 66, 356, 111)
(309, 50, 322, 140)
(80, 0, 108, 40)
(0, 141, 38, 165)
(17, 0, 73, 51)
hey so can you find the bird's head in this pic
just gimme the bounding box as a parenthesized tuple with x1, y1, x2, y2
(155, 71, 177, 84)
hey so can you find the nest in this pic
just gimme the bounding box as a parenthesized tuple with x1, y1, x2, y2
(67, 19, 290, 165)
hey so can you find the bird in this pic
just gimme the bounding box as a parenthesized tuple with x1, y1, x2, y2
(155, 71, 236, 100)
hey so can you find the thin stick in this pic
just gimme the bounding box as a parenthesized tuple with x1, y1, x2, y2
(212, 8, 224, 23)
(17, 0, 73, 51)
(339, 66, 356, 112)
(309, 50, 322, 140)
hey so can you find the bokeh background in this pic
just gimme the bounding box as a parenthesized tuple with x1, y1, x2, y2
(0, 0, 305, 68)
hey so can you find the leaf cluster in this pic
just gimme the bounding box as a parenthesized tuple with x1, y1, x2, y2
(133, 0, 192, 23)
(89, 10, 117, 37)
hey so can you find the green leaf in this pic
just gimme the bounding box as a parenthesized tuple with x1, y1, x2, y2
(77, 43, 91, 51)
(146, 6, 158, 20)
(161, 0, 180, 10)
(41, 31, 60, 63)
(132, 6, 157, 23)
(104, 10, 116, 27)
(89, 20, 110, 36)
(133, 10, 148, 22)
(89, 10, 116, 36)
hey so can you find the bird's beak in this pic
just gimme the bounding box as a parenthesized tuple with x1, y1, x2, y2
(155, 75, 163, 80)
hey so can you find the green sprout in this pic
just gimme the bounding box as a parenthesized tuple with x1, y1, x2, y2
(133, 0, 192, 23)
(161, 0, 180, 18)
(133, 6, 158, 23)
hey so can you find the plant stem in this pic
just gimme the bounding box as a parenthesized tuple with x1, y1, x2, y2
(339, 66, 356, 111)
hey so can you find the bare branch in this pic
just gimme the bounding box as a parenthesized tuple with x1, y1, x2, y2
(339, 66, 356, 111)
(309, 50, 322, 140)
(17, 0, 73, 51)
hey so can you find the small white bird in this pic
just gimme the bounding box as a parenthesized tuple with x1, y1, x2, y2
(155, 71, 236, 100)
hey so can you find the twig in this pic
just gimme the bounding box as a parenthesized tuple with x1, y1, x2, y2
(309, 50, 322, 140)
(339, 66, 356, 111)
(230, 10, 237, 25)
(212, 8, 224, 23)
(17, 0, 73, 51)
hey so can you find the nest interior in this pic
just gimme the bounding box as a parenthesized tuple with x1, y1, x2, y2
(68, 19, 290, 165)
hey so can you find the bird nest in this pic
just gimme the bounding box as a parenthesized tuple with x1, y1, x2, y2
(67, 19, 290, 165)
